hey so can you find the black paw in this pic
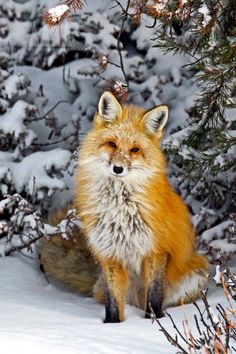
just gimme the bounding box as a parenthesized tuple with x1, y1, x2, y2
(104, 317, 121, 323)
(145, 310, 164, 319)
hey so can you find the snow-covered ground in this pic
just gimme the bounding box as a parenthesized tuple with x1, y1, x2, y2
(0, 255, 227, 354)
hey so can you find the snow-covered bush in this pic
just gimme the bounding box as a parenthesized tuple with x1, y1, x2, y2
(0, 48, 76, 211)
(0, 193, 80, 256)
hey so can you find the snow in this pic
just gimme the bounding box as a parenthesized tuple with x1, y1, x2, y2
(210, 239, 236, 253)
(214, 154, 225, 168)
(0, 149, 71, 198)
(198, 4, 211, 27)
(3, 73, 29, 100)
(213, 265, 221, 285)
(48, 5, 70, 18)
(0, 0, 38, 20)
(14, 66, 75, 125)
(202, 220, 233, 241)
(153, 1, 168, 12)
(0, 100, 36, 141)
(7, 149, 71, 195)
(0, 19, 32, 52)
(0, 255, 229, 354)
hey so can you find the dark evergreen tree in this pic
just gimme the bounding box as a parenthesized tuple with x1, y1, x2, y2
(144, 0, 236, 261)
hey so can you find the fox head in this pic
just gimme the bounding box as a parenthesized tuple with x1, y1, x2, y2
(79, 91, 169, 184)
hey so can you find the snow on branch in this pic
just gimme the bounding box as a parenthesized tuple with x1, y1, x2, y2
(0, 194, 81, 257)
(44, 0, 85, 27)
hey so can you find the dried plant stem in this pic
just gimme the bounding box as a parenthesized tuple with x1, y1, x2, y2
(166, 311, 201, 350)
(154, 316, 189, 354)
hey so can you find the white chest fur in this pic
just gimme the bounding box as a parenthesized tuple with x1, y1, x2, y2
(87, 178, 153, 273)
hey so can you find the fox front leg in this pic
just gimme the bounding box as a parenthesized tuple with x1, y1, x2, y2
(143, 254, 167, 319)
(102, 261, 128, 323)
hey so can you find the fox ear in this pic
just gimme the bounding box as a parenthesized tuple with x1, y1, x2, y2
(97, 91, 122, 124)
(143, 105, 169, 134)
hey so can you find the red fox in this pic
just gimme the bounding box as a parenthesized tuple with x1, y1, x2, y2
(40, 91, 208, 323)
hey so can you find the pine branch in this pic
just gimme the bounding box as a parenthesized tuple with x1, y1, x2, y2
(44, 0, 85, 27)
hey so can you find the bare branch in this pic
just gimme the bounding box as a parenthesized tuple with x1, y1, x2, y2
(115, 0, 131, 90)
(25, 100, 70, 123)
(166, 311, 200, 350)
(154, 316, 189, 354)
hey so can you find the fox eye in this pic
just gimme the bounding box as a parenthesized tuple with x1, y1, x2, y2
(130, 147, 139, 153)
(108, 141, 116, 148)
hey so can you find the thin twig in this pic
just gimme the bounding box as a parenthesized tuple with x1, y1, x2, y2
(155, 317, 189, 354)
(107, 60, 121, 68)
(166, 311, 200, 350)
(116, 0, 131, 89)
(145, 18, 157, 28)
(29, 100, 70, 122)
(4, 233, 42, 256)
(32, 132, 78, 147)
(113, 0, 126, 13)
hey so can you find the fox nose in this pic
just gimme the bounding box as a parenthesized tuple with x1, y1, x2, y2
(113, 165, 124, 175)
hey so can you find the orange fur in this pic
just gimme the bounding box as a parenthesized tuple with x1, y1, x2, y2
(40, 92, 208, 322)
(74, 92, 208, 322)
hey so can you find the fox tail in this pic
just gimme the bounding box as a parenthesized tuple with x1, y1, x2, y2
(39, 206, 99, 295)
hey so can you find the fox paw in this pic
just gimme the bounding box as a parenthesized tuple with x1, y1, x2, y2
(145, 310, 164, 319)
(104, 317, 121, 323)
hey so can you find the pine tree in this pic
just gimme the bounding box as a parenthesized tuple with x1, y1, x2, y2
(146, 0, 236, 260)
